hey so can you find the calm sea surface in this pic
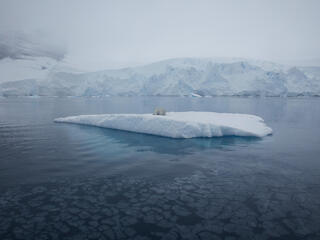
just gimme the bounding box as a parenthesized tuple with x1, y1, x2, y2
(0, 97, 319, 239)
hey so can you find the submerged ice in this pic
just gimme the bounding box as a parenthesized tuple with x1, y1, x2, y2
(54, 111, 272, 138)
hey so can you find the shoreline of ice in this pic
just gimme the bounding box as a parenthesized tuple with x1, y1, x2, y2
(54, 111, 273, 138)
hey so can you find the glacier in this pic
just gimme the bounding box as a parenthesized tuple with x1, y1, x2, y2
(54, 112, 273, 138)
(1, 57, 320, 97)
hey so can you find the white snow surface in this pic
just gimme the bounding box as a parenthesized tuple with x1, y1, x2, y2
(2, 57, 320, 97)
(54, 111, 273, 138)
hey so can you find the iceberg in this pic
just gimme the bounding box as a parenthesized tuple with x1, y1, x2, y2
(54, 112, 272, 138)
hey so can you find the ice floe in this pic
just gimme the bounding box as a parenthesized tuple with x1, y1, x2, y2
(54, 111, 272, 138)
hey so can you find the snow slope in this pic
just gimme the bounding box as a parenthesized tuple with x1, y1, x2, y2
(54, 111, 273, 138)
(0, 57, 58, 83)
(0, 31, 81, 93)
(1, 57, 320, 97)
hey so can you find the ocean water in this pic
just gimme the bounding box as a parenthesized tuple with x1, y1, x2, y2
(0, 96, 319, 239)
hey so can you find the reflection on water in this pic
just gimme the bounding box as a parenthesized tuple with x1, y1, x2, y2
(0, 97, 320, 239)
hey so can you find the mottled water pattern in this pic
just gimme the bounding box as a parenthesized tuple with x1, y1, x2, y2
(0, 97, 320, 239)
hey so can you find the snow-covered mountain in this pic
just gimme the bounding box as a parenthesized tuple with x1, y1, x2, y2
(1, 57, 320, 97)
(0, 32, 65, 61)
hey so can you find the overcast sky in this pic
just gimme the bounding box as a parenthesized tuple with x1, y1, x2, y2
(0, 0, 320, 70)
